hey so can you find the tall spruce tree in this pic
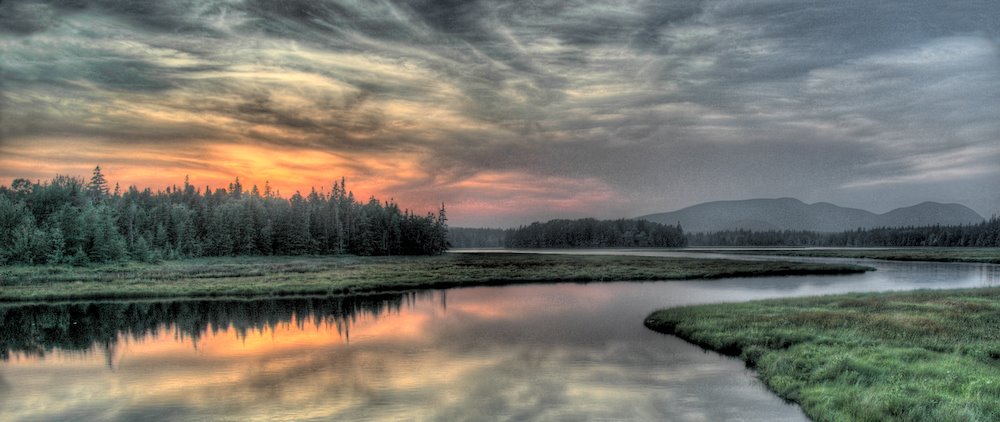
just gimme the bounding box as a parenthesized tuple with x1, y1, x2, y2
(88, 166, 110, 203)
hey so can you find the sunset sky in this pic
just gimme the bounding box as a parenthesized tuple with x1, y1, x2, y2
(1, 0, 998, 226)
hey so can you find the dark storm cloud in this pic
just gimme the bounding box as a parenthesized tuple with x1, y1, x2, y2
(0, 1, 60, 35)
(1, 0, 998, 225)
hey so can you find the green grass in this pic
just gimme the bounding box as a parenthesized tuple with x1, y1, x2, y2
(0, 253, 869, 302)
(645, 288, 1000, 422)
(695, 248, 1000, 264)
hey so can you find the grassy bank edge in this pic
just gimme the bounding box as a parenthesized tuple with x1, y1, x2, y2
(0, 253, 872, 303)
(687, 248, 1000, 264)
(644, 287, 1000, 421)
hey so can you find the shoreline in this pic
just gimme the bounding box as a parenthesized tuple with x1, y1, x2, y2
(678, 247, 1000, 264)
(645, 288, 1000, 421)
(0, 252, 871, 303)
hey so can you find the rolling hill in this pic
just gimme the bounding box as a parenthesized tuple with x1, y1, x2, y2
(638, 198, 984, 233)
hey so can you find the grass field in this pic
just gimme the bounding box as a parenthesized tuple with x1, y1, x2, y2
(695, 248, 1000, 264)
(0, 253, 869, 302)
(645, 288, 1000, 422)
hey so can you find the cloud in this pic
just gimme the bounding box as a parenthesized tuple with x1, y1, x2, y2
(1, 0, 998, 225)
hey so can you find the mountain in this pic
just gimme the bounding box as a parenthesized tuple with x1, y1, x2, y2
(638, 198, 984, 233)
(874, 202, 985, 228)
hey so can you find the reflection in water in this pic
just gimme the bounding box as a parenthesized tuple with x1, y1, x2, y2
(0, 293, 431, 361)
(1, 253, 998, 421)
(1, 287, 806, 421)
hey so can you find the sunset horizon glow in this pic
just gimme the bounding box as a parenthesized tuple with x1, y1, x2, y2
(2, 1, 998, 226)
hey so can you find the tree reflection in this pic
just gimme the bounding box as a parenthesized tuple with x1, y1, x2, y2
(0, 291, 444, 360)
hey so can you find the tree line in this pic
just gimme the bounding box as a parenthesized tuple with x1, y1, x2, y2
(492, 218, 687, 248)
(686, 218, 1000, 247)
(452, 217, 1000, 249)
(0, 167, 449, 265)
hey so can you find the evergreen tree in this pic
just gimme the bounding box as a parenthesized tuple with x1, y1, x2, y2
(46, 226, 66, 264)
(88, 166, 110, 203)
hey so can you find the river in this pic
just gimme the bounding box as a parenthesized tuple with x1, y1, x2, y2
(2, 250, 998, 421)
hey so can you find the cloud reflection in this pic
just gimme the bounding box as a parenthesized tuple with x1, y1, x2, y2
(0, 283, 807, 421)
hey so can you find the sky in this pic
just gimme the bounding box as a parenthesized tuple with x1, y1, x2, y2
(1, 0, 998, 227)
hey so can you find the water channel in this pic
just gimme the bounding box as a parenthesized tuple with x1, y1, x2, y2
(2, 250, 997, 420)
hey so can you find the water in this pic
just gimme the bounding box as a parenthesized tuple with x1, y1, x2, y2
(2, 251, 998, 421)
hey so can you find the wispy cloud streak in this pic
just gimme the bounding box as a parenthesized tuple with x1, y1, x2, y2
(1, 0, 998, 224)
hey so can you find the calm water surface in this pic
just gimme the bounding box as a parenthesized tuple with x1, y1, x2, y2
(2, 250, 998, 421)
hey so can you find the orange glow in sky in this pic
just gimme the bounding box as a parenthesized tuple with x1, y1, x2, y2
(3, 1, 998, 225)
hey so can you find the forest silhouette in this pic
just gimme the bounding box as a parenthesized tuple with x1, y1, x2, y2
(0, 167, 449, 265)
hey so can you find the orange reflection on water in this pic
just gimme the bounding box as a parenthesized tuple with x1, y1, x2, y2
(1, 294, 465, 421)
(138, 303, 442, 361)
(446, 282, 616, 320)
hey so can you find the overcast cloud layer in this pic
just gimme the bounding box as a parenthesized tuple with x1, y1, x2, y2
(1, 0, 998, 226)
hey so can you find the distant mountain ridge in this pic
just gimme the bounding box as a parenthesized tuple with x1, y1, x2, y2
(638, 198, 984, 233)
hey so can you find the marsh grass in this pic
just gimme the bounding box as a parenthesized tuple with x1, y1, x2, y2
(0, 253, 868, 302)
(700, 247, 1000, 264)
(645, 288, 1000, 421)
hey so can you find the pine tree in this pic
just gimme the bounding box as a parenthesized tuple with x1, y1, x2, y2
(88, 166, 110, 203)
(230, 177, 243, 199)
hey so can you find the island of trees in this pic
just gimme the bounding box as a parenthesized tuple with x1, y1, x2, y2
(0, 167, 449, 265)
(451, 218, 687, 248)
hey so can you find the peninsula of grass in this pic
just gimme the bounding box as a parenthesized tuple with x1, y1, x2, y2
(645, 288, 1000, 422)
(0, 253, 870, 302)
(697, 247, 1000, 264)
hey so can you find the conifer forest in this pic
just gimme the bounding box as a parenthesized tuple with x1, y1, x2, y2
(0, 167, 449, 265)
